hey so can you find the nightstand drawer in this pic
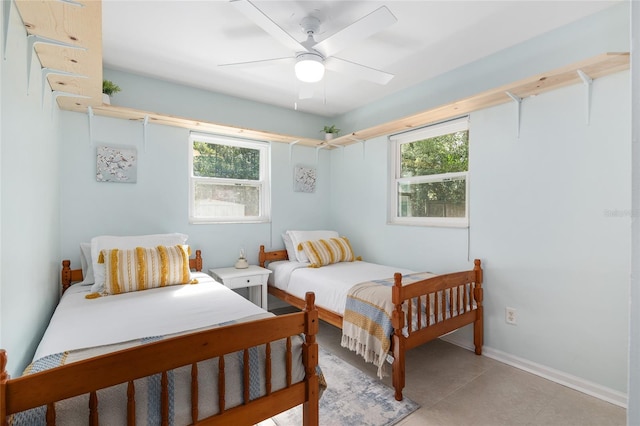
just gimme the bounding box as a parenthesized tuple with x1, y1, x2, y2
(208, 266, 272, 309)
(224, 274, 267, 289)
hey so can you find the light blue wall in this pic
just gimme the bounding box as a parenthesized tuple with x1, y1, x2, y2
(103, 68, 325, 141)
(628, 1, 639, 423)
(327, 2, 631, 397)
(59, 87, 332, 272)
(0, 1, 62, 377)
(473, 73, 629, 392)
(336, 2, 629, 135)
(331, 71, 631, 395)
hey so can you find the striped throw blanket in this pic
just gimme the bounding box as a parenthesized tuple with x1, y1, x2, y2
(341, 272, 436, 378)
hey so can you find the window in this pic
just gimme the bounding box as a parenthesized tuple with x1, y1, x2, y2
(389, 117, 469, 227)
(189, 133, 270, 223)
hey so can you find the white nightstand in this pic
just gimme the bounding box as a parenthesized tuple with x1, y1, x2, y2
(208, 265, 272, 310)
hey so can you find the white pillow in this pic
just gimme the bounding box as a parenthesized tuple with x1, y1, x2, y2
(286, 230, 339, 263)
(90, 233, 188, 294)
(282, 233, 296, 261)
(79, 242, 95, 285)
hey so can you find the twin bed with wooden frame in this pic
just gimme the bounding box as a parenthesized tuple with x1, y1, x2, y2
(259, 244, 484, 401)
(1, 250, 321, 425)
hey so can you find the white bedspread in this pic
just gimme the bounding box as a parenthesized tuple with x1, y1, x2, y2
(267, 261, 414, 314)
(12, 272, 312, 425)
(35, 272, 267, 360)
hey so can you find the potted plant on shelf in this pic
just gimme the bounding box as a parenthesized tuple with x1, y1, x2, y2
(322, 125, 340, 141)
(102, 79, 121, 105)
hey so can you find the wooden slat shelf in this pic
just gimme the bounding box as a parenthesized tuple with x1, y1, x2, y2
(15, 0, 103, 103)
(55, 101, 326, 146)
(14, 1, 630, 148)
(330, 52, 630, 146)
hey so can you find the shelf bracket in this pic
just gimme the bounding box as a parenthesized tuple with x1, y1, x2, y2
(577, 69, 593, 125)
(3, 0, 12, 60)
(51, 91, 89, 117)
(328, 143, 346, 160)
(349, 137, 366, 159)
(41, 67, 87, 107)
(87, 106, 94, 143)
(142, 115, 149, 151)
(315, 146, 323, 165)
(27, 34, 86, 94)
(57, 0, 85, 7)
(288, 140, 300, 164)
(505, 91, 523, 138)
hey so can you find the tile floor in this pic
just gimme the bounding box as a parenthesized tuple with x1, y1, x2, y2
(267, 307, 626, 426)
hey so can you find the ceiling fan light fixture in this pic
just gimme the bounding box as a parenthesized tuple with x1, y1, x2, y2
(295, 52, 325, 83)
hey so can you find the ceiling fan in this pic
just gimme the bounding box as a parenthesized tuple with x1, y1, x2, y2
(222, 0, 397, 86)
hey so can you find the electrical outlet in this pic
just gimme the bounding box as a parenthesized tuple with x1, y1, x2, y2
(506, 307, 517, 325)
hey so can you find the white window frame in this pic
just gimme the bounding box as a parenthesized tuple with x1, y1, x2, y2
(189, 132, 271, 224)
(388, 117, 469, 228)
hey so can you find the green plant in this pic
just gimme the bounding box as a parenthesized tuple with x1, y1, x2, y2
(102, 80, 121, 96)
(322, 125, 340, 134)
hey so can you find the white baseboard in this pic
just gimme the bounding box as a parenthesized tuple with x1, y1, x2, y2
(439, 334, 628, 409)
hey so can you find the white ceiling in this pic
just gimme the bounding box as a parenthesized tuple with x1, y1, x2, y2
(102, 0, 618, 118)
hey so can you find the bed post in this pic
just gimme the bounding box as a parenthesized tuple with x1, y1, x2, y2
(259, 245, 266, 268)
(61, 260, 73, 294)
(302, 292, 319, 426)
(391, 273, 405, 401)
(194, 250, 203, 272)
(1, 350, 8, 423)
(473, 259, 484, 355)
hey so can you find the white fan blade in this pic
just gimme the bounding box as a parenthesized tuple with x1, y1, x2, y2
(313, 6, 397, 58)
(325, 57, 394, 85)
(218, 57, 293, 68)
(231, 0, 306, 53)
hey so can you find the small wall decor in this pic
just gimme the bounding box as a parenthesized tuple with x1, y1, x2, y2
(294, 165, 316, 193)
(96, 145, 137, 183)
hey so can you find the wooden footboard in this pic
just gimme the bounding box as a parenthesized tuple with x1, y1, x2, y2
(260, 245, 483, 402)
(391, 259, 483, 400)
(0, 292, 320, 425)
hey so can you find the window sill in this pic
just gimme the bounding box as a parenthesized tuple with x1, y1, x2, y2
(388, 219, 469, 228)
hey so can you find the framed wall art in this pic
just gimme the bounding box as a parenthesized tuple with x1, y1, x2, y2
(96, 145, 137, 183)
(294, 165, 316, 193)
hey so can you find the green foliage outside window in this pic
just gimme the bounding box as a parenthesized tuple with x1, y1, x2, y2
(400, 131, 468, 177)
(191, 140, 263, 219)
(399, 131, 468, 218)
(193, 141, 260, 180)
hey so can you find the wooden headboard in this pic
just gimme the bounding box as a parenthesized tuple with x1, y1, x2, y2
(61, 249, 203, 293)
(259, 245, 288, 267)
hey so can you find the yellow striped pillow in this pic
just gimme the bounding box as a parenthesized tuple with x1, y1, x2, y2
(99, 245, 193, 295)
(299, 237, 356, 268)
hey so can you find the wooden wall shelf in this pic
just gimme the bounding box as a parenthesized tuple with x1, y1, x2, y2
(331, 52, 630, 146)
(58, 101, 325, 146)
(14, 0, 630, 149)
(15, 0, 102, 104)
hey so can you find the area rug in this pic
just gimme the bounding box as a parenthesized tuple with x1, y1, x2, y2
(272, 346, 420, 426)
